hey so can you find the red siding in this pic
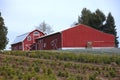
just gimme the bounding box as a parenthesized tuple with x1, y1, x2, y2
(36, 32, 61, 50)
(11, 42, 22, 50)
(11, 30, 44, 51)
(12, 24, 115, 51)
(62, 24, 115, 48)
(23, 30, 44, 50)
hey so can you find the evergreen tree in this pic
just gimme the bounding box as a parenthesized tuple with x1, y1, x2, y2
(77, 8, 119, 47)
(104, 13, 119, 47)
(78, 8, 106, 30)
(0, 12, 8, 50)
(78, 8, 92, 27)
(93, 9, 106, 30)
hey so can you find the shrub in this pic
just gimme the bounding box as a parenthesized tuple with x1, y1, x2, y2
(89, 74, 96, 80)
(64, 62, 73, 68)
(58, 70, 69, 78)
(76, 75, 83, 80)
(34, 66, 40, 73)
(47, 68, 53, 75)
(109, 70, 116, 77)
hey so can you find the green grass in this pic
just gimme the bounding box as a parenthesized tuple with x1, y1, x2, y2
(3, 50, 120, 65)
(0, 50, 120, 80)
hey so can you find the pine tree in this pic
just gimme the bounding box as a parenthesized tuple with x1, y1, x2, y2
(104, 13, 119, 47)
(76, 8, 119, 47)
(93, 9, 106, 30)
(0, 12, 8, 50)
(78, 8, 106, 30)
(78, 8, 92, 26)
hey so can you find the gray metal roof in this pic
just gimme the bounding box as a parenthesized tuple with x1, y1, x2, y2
(12, 32, 29, 44)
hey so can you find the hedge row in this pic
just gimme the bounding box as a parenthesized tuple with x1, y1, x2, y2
(3, 50, 120, 65)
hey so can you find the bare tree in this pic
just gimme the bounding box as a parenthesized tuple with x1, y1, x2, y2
(36, 21, 54, 35)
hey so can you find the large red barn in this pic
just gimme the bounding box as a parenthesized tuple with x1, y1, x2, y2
(11, 29, 44, 51)
(35, 24, 115, 50)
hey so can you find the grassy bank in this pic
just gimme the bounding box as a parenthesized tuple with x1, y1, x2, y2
(3, 50, 120, 65)
(0, 50, 120, 80)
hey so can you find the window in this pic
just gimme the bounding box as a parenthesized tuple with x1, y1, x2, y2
(27, 36, 31, 41)
(34, 31, 39, 35)
(44, 43, 46, 48)
(19, 45, 22, 50)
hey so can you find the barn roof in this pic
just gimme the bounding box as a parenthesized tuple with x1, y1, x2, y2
(11, 29, 44, 45)
(12, 32, 29, 44)
(36, 32, 61, 40)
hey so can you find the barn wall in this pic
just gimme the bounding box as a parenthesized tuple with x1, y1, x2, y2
(62, 24, 115, 48)
(36, 33, 61, 50)
(23, 30, 44, 51)
(11, 42, 22, 50)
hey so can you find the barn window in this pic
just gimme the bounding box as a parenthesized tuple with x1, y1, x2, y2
(27, 36, 31, 41)
(34, 31, 39, 35)
(44, 43, 46, 48)
(19, 45, 22, 50)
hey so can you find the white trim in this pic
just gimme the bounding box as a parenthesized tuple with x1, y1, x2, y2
(27, 36, 31, 41)
(22, 42, 24, 51)
(91, 47, 115, 49)
(61, 47, 115, 50)
(25, 44, 31, 50)
(33, 33, 34, 43)
(37, 32, 61, 40)
(61, 47, 86, 50)
(94, 41, 114, 42)
(34, 31, 39, 35)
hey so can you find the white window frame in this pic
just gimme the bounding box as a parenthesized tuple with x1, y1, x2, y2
(27, 36, 31, 41)
(34, 31, 39, 35)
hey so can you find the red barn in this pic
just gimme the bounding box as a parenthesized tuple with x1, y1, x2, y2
(35, 24, 115, 50)
(11, 29, 44, 51)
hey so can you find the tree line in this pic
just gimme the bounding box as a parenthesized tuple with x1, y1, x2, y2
(0, 8, 119, 50)
(75, 8, 119, 47)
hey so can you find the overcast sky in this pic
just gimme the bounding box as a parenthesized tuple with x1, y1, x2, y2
(0, 0, 120, 49)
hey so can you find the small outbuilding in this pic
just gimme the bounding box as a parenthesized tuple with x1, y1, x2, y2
(35, 24, 115, 50)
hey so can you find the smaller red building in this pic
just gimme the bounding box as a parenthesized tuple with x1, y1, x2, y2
(11, 29, 44, 51)
(35, 32, 62, 50)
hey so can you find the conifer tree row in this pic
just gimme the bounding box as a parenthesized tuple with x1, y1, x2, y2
(76, 8, 119, 47)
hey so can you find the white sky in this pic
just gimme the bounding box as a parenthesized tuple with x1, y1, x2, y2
(0, 0, 120, 49)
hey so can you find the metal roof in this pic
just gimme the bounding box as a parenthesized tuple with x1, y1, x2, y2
(12, 32, 29, 44)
